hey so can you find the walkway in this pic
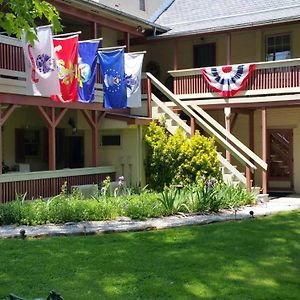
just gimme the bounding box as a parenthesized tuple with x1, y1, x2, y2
(1, 194, 300, 239)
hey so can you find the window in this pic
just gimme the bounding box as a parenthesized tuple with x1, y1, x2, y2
(24, 130, 40, 156)
(139, 0, 146, 11)
(101, 135, 121, 146)
(266, 34, 291, 61)
(193, 43, 216, 68)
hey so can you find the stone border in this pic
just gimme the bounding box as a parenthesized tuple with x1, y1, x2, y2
(1, 196, 300, 239)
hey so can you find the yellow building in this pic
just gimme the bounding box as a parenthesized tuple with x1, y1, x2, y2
(1, 0, 300, 201)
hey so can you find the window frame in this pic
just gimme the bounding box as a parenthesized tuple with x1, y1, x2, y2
(265, 33, 291, 61)
(101, 134, 121, 147)
(139, 0, 146, 11)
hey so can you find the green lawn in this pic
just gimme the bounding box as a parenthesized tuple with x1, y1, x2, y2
(1, 211, 300, 300)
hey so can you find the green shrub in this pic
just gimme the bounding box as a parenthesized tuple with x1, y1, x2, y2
(158, 187, 189, 215)
(0, 182, 255, 225)
(144, 122, 221, 190)
(123, 193, 162, 220)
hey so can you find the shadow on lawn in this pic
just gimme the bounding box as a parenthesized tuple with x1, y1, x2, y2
(0, 210, 300, 299)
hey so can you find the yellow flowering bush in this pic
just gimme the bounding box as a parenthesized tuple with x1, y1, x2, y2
(144, 122, 221, 190)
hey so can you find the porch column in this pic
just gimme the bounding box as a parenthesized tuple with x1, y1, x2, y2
(225, 32, 232, 162)
(224, 107, 231, 162)
(36, 107, 67, 171)
(173, 40, 178, 70)
(249, 110, 255, 185)
(124, 32, 130, 52)
(262, 108, 267, 194)
(190, 116, 196, 136)
(48, 124, 56, 170)
(82, 110, 106, 167)
(92, 22, 98, 38)
(0, 104, 17, 174)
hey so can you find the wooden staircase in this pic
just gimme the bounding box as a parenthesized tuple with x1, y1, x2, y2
(151, 95, 247, 186)
(148, 72, 268, 190)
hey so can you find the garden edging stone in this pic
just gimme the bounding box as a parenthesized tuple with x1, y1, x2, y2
(1, 195, 300, 238)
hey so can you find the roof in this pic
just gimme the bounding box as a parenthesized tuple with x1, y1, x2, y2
(58, 0, 170, 34)
(154, 0, 300, 37)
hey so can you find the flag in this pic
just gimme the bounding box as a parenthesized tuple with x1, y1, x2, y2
(98, 49, 127, 109)
(124, 53, 144, 107)
(21, 25, 60, 97)
(52, 35, 78, 102)
(202, 64, 256, 97)
(78, 40, 100, 103)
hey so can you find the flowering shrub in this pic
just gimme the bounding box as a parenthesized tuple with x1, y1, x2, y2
(144, 122, 221, 190)
(0, 180, 255, 225)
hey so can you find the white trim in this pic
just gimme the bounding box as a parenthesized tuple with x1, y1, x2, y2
(177, 87, 300, 100)
(98, 45, 126, 51)
(168, 58, 300, 77)
(0, 78, 26, 87)
(0, 166, 115, 183)
(0, 69, 26, 79)
(79, 38, 103, 43)
(53, 31, 81, 38)
(0, 35, 22, 47)
(164, 93, 300, 106)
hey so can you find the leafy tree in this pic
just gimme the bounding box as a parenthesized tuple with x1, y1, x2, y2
(0, 0, 62, 42)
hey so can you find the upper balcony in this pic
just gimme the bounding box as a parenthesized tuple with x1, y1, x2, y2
(0, 35, 149, 116)
(168, 58, 300, 108)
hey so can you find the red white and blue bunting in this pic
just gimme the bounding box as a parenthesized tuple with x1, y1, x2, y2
(202, 64, 256, 97)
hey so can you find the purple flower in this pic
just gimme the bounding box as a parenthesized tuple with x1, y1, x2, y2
(206, 177, 216, 190)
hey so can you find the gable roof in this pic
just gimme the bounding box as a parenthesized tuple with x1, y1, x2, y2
(155, 0, 300, 37)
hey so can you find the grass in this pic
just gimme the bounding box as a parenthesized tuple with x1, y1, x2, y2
(0, 210, 300, 300)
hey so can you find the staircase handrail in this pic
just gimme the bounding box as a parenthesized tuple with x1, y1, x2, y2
(152, 93, 256, 170)
(152, 93, 247, 184)
(146, 72, 267, 172)
(151, 94, 191, 135)
(191, 104, 267, 170)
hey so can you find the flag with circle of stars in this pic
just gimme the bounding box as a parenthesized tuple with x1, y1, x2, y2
(98, 49, 127, 108)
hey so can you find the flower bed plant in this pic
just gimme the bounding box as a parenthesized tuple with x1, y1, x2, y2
(0, 178, 255, 226)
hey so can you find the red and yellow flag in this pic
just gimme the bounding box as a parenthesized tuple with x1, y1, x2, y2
(52, 35, 78, 102)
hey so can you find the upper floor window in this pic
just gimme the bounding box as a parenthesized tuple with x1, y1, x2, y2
(139, 0, 146, 11)
(266, 34, 291, 61)
(193, 43, 216, 68)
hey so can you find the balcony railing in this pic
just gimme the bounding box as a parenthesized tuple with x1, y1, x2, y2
(0, 166, 116, 203)
(169, 58, 300, 99)
(0, 35, 148, 98)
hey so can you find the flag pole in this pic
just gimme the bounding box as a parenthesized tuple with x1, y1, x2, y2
(37, 24, 53, 29)
(79, 38, 103, 43)
(129, 50, 147, 55)
(53, 31, 82, 38)
(98, 45, 126, 51)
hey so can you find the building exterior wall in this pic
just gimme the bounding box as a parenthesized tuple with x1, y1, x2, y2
(139, 23, 300, 81)
(209, 107, 300, 193)
(98, 124, 145, 186)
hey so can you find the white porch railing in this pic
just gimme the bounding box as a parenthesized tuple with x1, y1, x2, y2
(169, 58, 300, 101)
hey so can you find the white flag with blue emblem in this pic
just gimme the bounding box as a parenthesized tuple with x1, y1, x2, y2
(21, 25, 60, 97)
(125, 53, 144, 108)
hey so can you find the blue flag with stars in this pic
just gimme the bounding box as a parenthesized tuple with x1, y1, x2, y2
(98, 49, 127, 108)
(78, 40, 100, 103)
